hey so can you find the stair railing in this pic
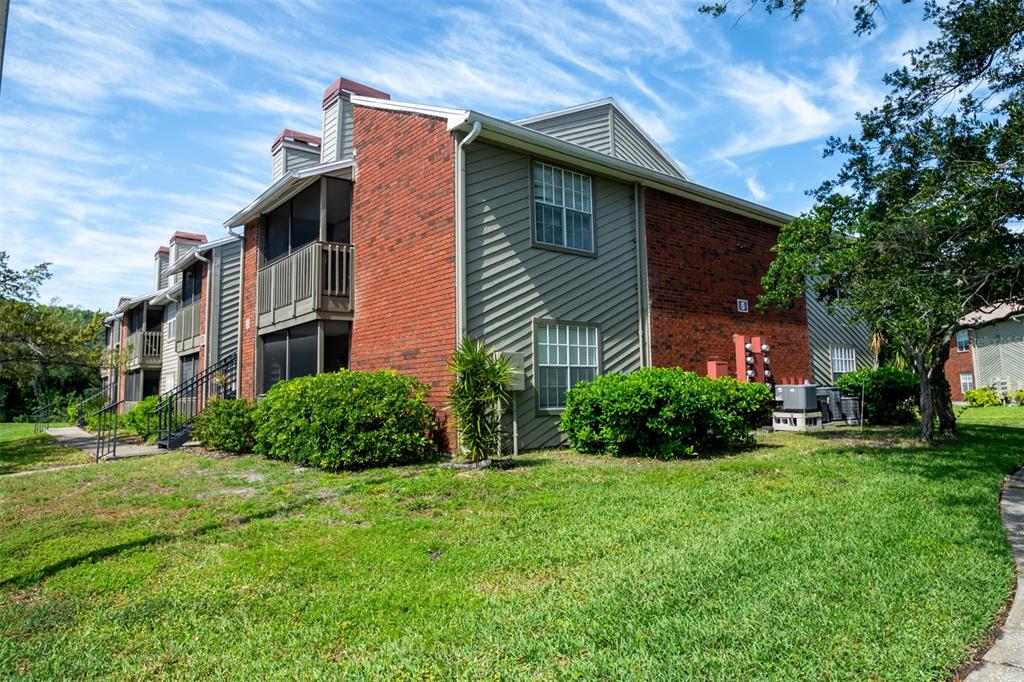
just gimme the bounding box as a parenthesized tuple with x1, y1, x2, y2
(154, 353, 237, 450)
(93, 400, 125, 462)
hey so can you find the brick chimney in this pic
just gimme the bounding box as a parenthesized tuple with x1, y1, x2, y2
(154, 246, 170, 290)
(272, 129, 321, 182)
(320, 76, 390, 163)
(167, 232, 207, 283)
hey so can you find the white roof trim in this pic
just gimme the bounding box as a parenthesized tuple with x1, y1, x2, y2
(149, 281, 182, 305)
(349, 95, 469, 127)
(224, 159, 355, 228)
(514, 98, 691, 180)
(114, 291, 161, 313)
(454, 112, 793, 226)
(166, 235, 239, 275)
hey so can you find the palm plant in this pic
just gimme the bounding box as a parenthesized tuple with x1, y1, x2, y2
(448, 337, 513, 462)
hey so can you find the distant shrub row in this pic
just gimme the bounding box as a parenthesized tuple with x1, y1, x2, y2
(192, 370, 438, 470)
(561, 368, 772, 459)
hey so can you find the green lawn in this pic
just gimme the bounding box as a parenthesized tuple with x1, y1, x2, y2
(1, 408, 1022, 680)
(0, 423, 92, 476)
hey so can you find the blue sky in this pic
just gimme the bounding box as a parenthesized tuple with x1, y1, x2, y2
(0, 0, 933, 310)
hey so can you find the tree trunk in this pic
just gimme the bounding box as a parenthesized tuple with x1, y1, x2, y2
(916, 355, 935, 443)
(929, 341, 957, 437)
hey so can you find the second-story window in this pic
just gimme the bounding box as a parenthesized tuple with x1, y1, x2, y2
(956, 329, 970, 352)
(533, 162, 593, 253)
(181, 263, 203, 307)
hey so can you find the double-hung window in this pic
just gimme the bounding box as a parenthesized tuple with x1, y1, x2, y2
(956, 329, 970, 352)
(536, 321, 599, 410)
(831, 346, 856, 379)
(533, 162, 593, 252)
(959, 372, 974, 395)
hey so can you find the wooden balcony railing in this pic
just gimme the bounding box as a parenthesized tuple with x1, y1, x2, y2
(257, 241, 353, 328)
(175, 301, 201, 354)
(126, 330, 161, 370)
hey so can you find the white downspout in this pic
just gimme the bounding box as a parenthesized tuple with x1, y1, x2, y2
(455, 120, 482, 342)
(195, 251, 212, 372)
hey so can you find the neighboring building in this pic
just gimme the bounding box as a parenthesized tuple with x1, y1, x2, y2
(805, 296, 874, 384)
(223, 77, 819, 449)
(101, 231, 242, 412)
(946, 304, 1024, 401)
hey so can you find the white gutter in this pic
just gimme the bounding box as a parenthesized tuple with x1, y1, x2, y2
(450, 112, 794, 226)
(454, 120, 482, 341)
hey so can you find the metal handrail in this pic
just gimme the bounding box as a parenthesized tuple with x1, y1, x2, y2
(32, 400, 64, 434)
(153, 353, 237, 450)
(93, 400, 124, 462)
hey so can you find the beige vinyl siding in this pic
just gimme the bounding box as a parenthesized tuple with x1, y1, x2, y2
(160, 301, 178, 392)
(609, 109, 680, 177)
(973, 318, 1024, 393)
(464, 142, 642, 449)
(214, 240, 243, 364)
(806, 293, 873, 383)
(522, 106, 612, 155)
(321, 97, 354, 163)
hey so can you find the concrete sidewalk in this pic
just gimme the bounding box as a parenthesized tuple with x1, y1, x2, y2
(47, 426, 164, 459)
(965, 470, 1024, 681)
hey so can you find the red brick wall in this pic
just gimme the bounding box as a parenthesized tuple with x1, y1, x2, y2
(237, 221, 259, 400)
(349, 105, 456, 417)
(644, 189, 810, 381)
(945, 331, 975, 400)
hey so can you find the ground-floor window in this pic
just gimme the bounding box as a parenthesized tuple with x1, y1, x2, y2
(535, 320, 599, 410)
(831, 346, 857, 379)
(261, 321, 351, 393)
(960, 371, 974, 395)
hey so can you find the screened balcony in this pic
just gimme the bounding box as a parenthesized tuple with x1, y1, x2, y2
(125, 330, 162, 371)
(257, 241, 353, 329)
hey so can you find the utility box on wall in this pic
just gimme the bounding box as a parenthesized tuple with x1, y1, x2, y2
(502, 352, 526, 392)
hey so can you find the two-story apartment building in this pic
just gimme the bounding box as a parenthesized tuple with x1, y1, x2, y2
(945, 303, 1024, 401)
(102, 231, 242, 412)
(221, 77, 823, 449)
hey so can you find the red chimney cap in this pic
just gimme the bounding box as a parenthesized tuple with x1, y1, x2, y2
(272, 129, 322, 152)
(170, 231, 208, 244)
(322, 77, 390, 106)
(155, 246, 170, 256)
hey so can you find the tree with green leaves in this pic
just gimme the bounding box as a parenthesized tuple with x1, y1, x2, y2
(705, 0, 1024, 441)
(0, 252, 106, 419)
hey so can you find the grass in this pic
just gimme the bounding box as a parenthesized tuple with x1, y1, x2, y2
(0, 423, 92, 476)
(0, 407, 1022, 680)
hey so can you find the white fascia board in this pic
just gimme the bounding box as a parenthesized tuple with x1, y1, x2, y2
(114, 292, 159, 314)
(350, 95, 469, 127)
(455, 113, 794, 226)
(149, 282, 182, 305)
(224, 159, 355, 228)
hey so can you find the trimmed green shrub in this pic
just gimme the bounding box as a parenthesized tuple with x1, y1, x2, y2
(448, 338, 513, 462)
(835, 367, 918, 425)
(561, 368, 772, 458)
(964, 386, 1003, 407)
(123, 395, 160, 441)
(66, 391, 106, 428)
(252, 370, 437, 470)
(192, 399, 255, 453)
(1011, 390, 1024, 406)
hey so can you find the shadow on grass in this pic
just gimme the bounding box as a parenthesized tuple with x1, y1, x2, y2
(0, 493, 329, 590)
(0, 434, 89, 476)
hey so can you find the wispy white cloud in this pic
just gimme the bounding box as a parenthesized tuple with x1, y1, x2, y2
(745, 175, 769, 201)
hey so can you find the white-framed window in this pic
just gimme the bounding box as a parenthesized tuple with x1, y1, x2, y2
(831, 346, 857, 378)
(960, 372, 974, 395)
(536, 321, 599, 410)
(532, 162, 593, 252)
(956, 329, 970, 352)
(166, 318, 176, 341)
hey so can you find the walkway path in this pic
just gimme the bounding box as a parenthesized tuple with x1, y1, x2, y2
(47, 426, 164, 459)
(965, 469, 1024, 681)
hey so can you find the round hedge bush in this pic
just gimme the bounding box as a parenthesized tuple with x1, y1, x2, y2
(835, 367, 918, 425)
(561, 368, 772, 458)
(192, 398, 256, 453)
(252, 370, 437, 470)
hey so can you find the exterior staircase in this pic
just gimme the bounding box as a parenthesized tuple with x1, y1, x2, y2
(155, 353, 237, 450)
